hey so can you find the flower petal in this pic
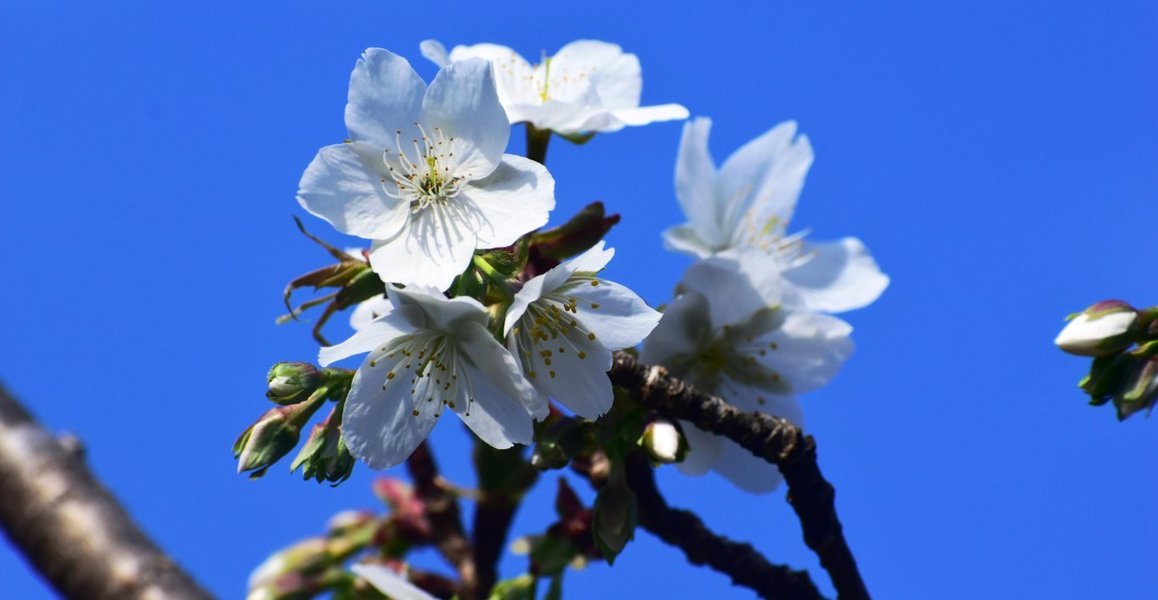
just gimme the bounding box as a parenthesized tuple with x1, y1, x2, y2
(674, 118, 724, 247)
(521, 323, 615, 420)
(421, 58, 508, 178)
(367, 205, 479, 291)
(419, 39, 450, 67)
(759, 312, 853, 393)
(610, 104, 690, 126)
(676, 424, 723, 476)
(349, 294, 391, 331)
(297, 143, 409, 240)
(781, 237, 889, 313)
(351, 565, 437, 600)
(640, 290, 711, 370)
(342, 352, 439, 470)
(711, 440, 784, 493)
(717, 121, 811, 239)
(681, 255, 784, 329)
(461, 321, 545, 419)
(389, 285, 489, 332)
(345, 48, 426, 149)
(567, 279, 662, 351)
(445, 43, 538, 107)
(588, 51, 641, 109)
(458, 154, 555, 249)
(319, 304, 421, 366)
(559, 240, 614, 275)
(661, 225, 714, 258)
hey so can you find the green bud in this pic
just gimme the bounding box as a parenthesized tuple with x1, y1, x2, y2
(267, 362, 321, 405)
(236, 395, 325, 477)
(1115, 354, 1158, 420)
(291, 406, 355, 485)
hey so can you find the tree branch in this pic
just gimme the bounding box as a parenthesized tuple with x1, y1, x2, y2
(0, 383, 213, 600)
(624, 453, 824, 600)
(405, 442, 475, 595)
(609, 352, 870, 600)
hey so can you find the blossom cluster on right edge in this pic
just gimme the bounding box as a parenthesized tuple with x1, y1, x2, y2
(644, 118, 889, 493)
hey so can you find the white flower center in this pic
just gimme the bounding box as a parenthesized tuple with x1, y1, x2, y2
(669, 307, 791, 405)
(382, 124, 469, 214)
(370, 331, 479, 418)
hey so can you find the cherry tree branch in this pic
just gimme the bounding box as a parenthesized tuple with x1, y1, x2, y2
(0, 383, 213, 600)
(609, 352, 871, 600)
(405, 442, 476, 596)
(624, 453, 825, 600)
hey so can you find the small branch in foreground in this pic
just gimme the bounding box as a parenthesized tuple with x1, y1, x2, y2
(405, 442, 475, 595)
(609, 352, 870, 600)
(623, 453, 824, 600)
(0, 383, 213, 600)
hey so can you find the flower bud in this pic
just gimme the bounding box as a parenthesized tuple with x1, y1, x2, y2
(235, 397, 324, 477)
(639, 418, 686, 464)
(1115, 353, 1158, 420)
(267, 362, 321, 405)
(290, 407, 354, 484)
(1055, 300, 1139, 357)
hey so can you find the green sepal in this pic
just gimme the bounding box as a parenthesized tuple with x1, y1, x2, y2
(591, 460, 638, 565)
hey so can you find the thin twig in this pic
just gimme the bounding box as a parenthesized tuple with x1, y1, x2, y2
(405, 442, 475, 596)
(0, 383, 214, 600)
(609, 352, 870, 600)
(622, 453, 824, 600)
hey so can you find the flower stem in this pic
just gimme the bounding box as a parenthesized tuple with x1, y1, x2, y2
(525, 124, 551, 165)
(471, 255, 518, 299)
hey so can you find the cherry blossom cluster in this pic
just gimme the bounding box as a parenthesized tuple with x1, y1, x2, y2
(237, 39, 887, 490)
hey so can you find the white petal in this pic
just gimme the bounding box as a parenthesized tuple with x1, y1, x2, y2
(717, 121, 811, 239)
(507, 99, 595, 132)
(319, 304, 420, 366)
(368, 206, 479, 291)
(351, 565, 437, 600)
(560, 240, 614, 275)
(421, 58, 508, 178)
(520, 324, 614, 420)
(781, 237, 889, 313)
(349, 294, 392, 331)
(568, 280, 662, 351)
(341, 353, 438, 470)
(345, 48, 425, 149)
(458, 154, 555, 249)
(760, 312, 854, 393)
(460, 321, 545, 419)
(640, 291, 711, 370)
(676, 424, 723, 476)
(389, 285, 489, 332)
(661, 225, 714, 258)
(681, 255, 784, 329)
(589, 51, 641, 109)
(712, 439, 784, 493)
(609, 104, 689, 126)
(418, 39, 450, 67)
(297, 143, 409, 240)
(445, 43, 537, 107)
(674, 118, 724, 247)
(1056, 311, 1137, 355)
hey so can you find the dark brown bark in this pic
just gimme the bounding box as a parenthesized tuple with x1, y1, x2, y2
(624, 453, 824, 600)
(0, 383, 214, 600)
(609, 352, 870, 600)
(405, 442, 476, 597)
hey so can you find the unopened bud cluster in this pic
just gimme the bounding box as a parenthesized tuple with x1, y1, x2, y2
(1057, 300, 1158, 419)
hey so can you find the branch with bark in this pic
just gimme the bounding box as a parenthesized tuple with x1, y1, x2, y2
(608, 351, 870, 600)
(0, 383, 213, 600)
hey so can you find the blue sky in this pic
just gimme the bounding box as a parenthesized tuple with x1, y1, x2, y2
(2, 1, 1156, 598)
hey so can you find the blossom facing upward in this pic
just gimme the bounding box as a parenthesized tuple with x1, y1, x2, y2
(298, 48, 555, 291)
(642, 256, 853, 492)
(504, 242, 662, 419)
(420, 39, 688, 135)
(665, 117, 889, 313)
(320, 286, 542, 470)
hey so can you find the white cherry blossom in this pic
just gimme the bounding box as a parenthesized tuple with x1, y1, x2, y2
(665, 117, 889, 314)
(420, 39, 688, 135)
(351, 564, 436, 600)
(503, 242, 662, 419)
(642, 256, 853, 492)
(298, 48, 555, 292)
(320, 285, 542, 470)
